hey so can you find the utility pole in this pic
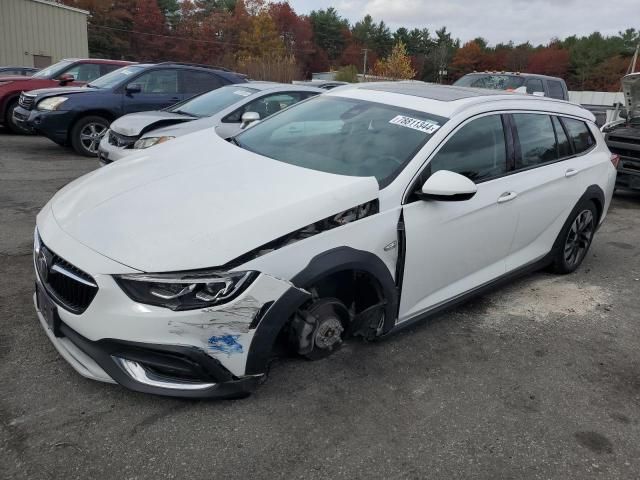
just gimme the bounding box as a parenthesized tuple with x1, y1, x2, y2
(362, 48, 368, 81)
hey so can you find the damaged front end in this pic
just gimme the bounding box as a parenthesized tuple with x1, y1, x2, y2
(604, 73, 640, 191)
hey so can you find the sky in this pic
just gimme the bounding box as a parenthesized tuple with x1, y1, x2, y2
(286, 0, 640, 46)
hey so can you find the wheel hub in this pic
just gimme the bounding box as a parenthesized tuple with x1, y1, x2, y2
(564, 209, 594, 267)
(314, 317, 344, 350)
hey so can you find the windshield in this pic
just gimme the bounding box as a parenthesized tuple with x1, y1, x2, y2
(171, 86, 258, 117)
(454, 74, 525, 90)
(236, 96, 447, 186)
(32, 60, 74, 79)
(87, 65, 145, 89)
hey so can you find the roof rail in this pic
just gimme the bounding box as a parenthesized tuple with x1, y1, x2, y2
(155, 61, 232, 72)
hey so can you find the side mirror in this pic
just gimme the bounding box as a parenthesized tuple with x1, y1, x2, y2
(618, 108, 628, 120)
(418, 170, 477, 201)
(126, 83, 142, 94)
(241, 111, 260, 128)
(57, 73, 75, 85)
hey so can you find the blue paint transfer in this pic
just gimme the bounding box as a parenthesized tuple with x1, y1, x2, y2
(208, 335, 243, 355)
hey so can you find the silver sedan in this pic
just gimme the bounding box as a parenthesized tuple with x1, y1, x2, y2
(98, 82, 323, 165)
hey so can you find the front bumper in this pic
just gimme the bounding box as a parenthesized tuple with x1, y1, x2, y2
(13, 106, 73, 145)
(33, 218, 306, 398)
(97, 132, 137, 166)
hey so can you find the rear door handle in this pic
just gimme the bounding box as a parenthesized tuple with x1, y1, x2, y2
(497, 191, 518, 203)
(565, 168, 579, 178)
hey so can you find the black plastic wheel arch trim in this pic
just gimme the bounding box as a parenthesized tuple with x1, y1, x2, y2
(244, 247, 398, 375)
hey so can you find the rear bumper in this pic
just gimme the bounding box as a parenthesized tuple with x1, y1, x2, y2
(13, 106, 73, 145)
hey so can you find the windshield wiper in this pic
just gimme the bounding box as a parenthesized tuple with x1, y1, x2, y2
(228, 137, 242, 147)
(173, 109, 198, 117)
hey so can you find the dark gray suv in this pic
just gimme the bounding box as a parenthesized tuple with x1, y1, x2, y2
(454, 72, 569, 100)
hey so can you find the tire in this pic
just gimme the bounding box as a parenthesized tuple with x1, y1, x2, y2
(551, 199, 598, 274)
(70, 115, 110, 157)
(5, 98, 33, 135)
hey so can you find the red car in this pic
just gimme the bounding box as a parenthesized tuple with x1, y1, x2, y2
(0, 58, 133, 134)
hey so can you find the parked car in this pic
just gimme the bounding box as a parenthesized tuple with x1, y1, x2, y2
(98, 82, 323, 164)
(0, 66, 39, 76)
(1, 58, 133, 134)
(33, 82, 616, 398)
(453, 72, 569, 100)
(13, 62, 248, 156)
(292, 80, 348, 90)
(601, 73, 640, 191)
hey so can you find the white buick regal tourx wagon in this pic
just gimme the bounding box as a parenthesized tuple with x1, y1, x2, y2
(34, 83, 617, 398)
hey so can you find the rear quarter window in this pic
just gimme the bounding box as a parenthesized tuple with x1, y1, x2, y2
(562, 118, 595, 153)
(547, 80, 566, 100)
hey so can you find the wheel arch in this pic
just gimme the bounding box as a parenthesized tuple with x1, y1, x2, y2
(244, 247, 398, 375)
(67, 110, 116, 143)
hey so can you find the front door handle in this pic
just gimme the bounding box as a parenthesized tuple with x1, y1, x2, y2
(565, 168, 579, 178)
(497, 191, 518, 203)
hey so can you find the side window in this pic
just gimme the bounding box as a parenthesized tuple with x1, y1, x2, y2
(526, 78, 544, 94)
(547, 80, 565, 100)
(101, 64, 123, 76)
(131, 69, 179, 94)
(562, 117, 595, 154)
(181, 70, 223, 95)
(224, 93, 303, 123)
(513, 114, 557, 168)
(552, 116, 572, 158)
(429, 115, 507, 182)
(62, 63, 102, 82)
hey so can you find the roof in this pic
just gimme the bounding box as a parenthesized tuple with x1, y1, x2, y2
(462, 71, 565, 81)
(28, 0, 89, 15)
(329, 81, 594, 121)
(245, 81, 324, 92)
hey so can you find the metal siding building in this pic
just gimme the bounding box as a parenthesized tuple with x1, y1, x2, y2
(0, 0, 89, 68)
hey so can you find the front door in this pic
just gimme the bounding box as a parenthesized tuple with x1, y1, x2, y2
(122, 69, 183, 114)
(398, 113, 519, 322)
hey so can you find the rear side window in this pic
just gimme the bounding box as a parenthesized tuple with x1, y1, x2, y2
(429, 114, 507, 182)
(562, 118, 595, 154)
(552, 116, 572, 157)
(526, 78, 544, 94)
(181, 70, 223, 94)
(513, 114, 557, 168)
(547, 80, 565, 100)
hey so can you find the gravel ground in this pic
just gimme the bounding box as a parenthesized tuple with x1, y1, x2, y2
(1, 131, 640, 480)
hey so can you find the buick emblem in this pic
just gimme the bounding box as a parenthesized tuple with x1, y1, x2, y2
(37, 249, 49, 283)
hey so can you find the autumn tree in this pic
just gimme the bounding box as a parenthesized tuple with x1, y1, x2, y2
(309, 7, 349, 63)
(238, 10, 285, 58)
(451, 41, 484, 77)
(527, 47, 570, 78)
(374, 41, 416, 79)
(131, 0, 167, 60)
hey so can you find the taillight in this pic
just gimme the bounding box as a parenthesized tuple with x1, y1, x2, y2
(610, 153, 620, 169)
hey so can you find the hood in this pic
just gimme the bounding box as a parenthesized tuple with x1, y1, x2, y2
(25, 86, 92, 98)
(622, 73, 640, 120)
(142, 116, 217, 138)
(110, 111, 196, 137)
(49, 130, 379, 272)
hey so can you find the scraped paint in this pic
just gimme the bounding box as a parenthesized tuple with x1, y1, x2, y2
(207, 334, 243, 355)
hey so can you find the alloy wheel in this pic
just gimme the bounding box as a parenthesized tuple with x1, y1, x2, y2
(79, 122, 107, 154)
(564, 209, 594, 268)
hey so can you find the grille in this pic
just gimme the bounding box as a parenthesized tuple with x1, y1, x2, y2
(609, 146, 640, 160)
(18, 93, 35, 110)
(108, 130, 137, 148)
(35, 239, 98, 314)
(609, 135, 640, 146)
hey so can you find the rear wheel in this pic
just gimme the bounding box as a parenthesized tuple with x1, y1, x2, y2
(5, 98, 32, 134)
(552, 200, 598, 274)
(70, 115, 109, 157)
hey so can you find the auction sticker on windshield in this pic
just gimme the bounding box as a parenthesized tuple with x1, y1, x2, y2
(389, 115, 440, 134)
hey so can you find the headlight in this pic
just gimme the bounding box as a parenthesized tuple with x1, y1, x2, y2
(133, 136, 175, 149)
(114, 270, 257, 310)
(37, 96, 68, 111)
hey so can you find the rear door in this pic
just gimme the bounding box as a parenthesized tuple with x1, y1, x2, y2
(180, 70, 225, 99)
(398, 113, 519, 321)
(122, 69, 183, 114)
(503, 113, 594, 270)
